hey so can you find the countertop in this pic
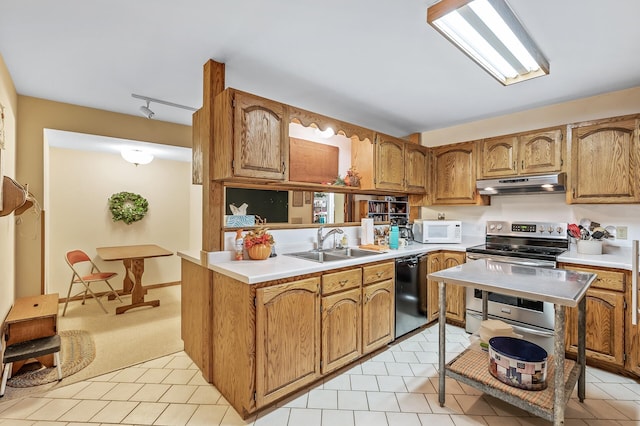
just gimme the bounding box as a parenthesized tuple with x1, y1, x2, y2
(428, 259, 596, 308)
(178, 238, 483, 284)
(178, 239, 635, 285)
(557, 244, 633, 270)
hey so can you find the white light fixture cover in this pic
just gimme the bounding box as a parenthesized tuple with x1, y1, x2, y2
(427, 0, 549, 85)
(121, 149, 154, 165)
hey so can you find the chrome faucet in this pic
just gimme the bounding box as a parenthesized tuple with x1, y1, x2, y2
(317, 226, 344, 251)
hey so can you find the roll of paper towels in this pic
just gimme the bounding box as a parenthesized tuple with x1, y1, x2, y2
(361, 218, 374, 245)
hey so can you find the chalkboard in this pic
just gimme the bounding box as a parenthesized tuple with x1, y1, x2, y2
(225, 188, 289, 224)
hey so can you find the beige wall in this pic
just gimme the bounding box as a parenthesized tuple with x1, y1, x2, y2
(47, 147, 191, 296)
(16, 96, 191, 297)
(421, 86, 640, 146)
(0, 54, 18, 321)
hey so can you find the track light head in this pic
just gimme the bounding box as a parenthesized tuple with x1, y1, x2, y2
(139, 100, 154, 119)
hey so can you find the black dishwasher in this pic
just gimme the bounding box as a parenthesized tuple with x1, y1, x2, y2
(395, 254, 428, 338)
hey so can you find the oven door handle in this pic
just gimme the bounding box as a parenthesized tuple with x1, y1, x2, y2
(468, 255, 551, 268)
(467, 311, 555, 338)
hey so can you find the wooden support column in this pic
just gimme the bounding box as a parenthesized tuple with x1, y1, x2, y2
(198, 60, 226, 254)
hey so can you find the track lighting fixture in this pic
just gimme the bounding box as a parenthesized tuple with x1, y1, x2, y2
(131, 93, 197, 120)
(140, 100, 155, 119)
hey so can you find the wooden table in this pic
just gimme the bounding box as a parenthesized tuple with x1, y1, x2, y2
(4, 293, 59, 370)
(96, 244, 173, 314)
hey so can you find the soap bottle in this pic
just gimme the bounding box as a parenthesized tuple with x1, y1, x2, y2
(389, 225, 399, 249)
(341, 234, 348, 248)
(235, 230, 244, 260)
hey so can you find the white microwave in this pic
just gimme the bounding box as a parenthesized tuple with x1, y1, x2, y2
(412, 220, 462, 244)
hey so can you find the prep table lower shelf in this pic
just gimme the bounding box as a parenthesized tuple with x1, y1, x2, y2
(447, 349, 580, 422)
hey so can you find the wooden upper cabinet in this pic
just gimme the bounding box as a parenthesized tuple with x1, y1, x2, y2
(478, 128, 564, 178)
(405, 143, 429, 194)
(431, 141, 488, 205)
(213, 88, 288, 181)
(480, 135, 518, 178)
(375, 133, 405, 191)
(518, 128, 564, 175)
(568, 115, 640, 204)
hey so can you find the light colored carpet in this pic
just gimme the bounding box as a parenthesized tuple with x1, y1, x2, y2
(1, 285, 183, 400)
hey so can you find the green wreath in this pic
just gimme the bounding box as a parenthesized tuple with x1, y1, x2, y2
(108, 191, 148, 225)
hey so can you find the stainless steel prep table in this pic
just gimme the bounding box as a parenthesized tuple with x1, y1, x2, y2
(429, 259, 596, 426)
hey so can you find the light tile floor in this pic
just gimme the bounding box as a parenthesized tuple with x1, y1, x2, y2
(0, 323, 639, 425)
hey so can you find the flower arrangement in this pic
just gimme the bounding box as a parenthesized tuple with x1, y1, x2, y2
(243, 227, 274, 249)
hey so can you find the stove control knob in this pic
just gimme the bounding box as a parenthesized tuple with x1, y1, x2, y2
(539, 227, 544, 233)
(488, 224, 495, 231)
(556, 226, 564, 234)
(547, 226, 553, 233)
(496, 224, 503, 231)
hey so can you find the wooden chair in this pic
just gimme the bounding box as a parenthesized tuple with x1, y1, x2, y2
(0, 334, 62, 397)
(63, 250, 123, 316)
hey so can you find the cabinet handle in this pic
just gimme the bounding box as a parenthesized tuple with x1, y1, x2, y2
(376, 271, 384, 278)
(281, 161, 286, 174)
(513, 161, 516, 170)
(339, 279, 348, 287)
(521, 160, 524, 169)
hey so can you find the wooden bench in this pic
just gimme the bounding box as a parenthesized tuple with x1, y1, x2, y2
(1, 334, 62, 397)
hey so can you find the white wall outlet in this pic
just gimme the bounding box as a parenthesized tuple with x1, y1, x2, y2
(616, 226, 628, 240)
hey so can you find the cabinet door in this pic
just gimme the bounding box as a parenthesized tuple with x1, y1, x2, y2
(375, 134, 405, 191)
(518, 128, 563, 175)
(362, 279, 394, 353)
(405, 143, 429, 193)
(233, 92, 288, 180)
(321, 288, 362, 374)
(426, 253, 443, 323)
(255, 277, 320, 407)
(442, 252, 466, 325)
(431, 142, 485, 205)
(566, 288, 625, 367)
(480, 136, 517, 178)
(569, 117, 640, 203)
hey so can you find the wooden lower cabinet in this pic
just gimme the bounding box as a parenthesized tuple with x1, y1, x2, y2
(560, 263, 627, 372)
(321, 287, 362, 374)
(363, 278, 395, 352)
(255, 277, 321, 407)
(426, 251, 466, 325)
(566, 288, 625, 366)
(196, 262, 396, 419)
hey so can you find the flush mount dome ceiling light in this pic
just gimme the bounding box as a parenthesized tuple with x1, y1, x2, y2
(121, 149, 154, 166)
(131, 93, 197, 120)
(427, 0, 549, 85)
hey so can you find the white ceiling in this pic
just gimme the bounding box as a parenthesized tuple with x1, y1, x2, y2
(45, 129, 192, 162)
(2, 1, 640, 137)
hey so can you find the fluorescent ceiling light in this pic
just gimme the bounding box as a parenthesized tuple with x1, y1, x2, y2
(121, 149, 154, 166)
(427, 0, 549, 85)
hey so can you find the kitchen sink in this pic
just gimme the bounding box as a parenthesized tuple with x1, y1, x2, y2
(285, 247, 380, 263)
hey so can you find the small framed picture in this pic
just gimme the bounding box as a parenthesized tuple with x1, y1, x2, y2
(292, 191, 303, 207)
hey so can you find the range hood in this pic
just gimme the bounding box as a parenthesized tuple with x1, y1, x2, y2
(477, 173, 566, 195)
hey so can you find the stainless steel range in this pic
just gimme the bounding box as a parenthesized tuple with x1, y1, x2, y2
(465, 221, 568, 353)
